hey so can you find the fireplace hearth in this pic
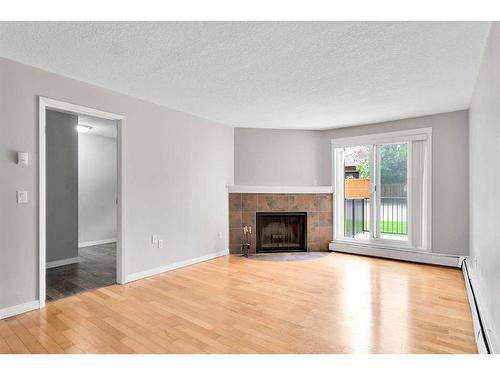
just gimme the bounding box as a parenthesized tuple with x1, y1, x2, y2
(256, 212, 307, 253)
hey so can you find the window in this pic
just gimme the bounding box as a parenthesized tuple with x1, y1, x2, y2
(332, 128, 431, 251)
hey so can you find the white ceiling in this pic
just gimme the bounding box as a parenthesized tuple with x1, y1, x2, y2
(78, 115, 117, 138)
(0, 22, 491, 129)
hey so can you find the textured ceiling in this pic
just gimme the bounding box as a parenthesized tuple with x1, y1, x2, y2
(0, 22, 491, 129)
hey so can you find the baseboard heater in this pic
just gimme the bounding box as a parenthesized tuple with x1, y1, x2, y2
(462, 258, 492, 354)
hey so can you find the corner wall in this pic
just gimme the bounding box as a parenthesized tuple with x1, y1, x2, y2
(0, 57, 234, 311)
(234, 128, 325, 186)
(469, 22, 500, 352)
(234, 110, 469, 255)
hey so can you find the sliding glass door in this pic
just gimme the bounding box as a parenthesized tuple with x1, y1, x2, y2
(333, 129, 431, 251)
(377, 142, 408, 242)
(342, 145, 372, 240)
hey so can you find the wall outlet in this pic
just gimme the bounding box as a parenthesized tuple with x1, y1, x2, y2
(158, 239, 164, 249)
(152, 234, 158, 245)
(218, 231, 223, 239)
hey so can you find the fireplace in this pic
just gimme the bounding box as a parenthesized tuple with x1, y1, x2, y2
(256, 212, 307, 253)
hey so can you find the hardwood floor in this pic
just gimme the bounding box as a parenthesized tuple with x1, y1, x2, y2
(0, 253, 476, 354)
(46, 243, 116, 301)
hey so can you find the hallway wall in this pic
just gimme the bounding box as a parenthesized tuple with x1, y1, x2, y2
(45, 110, 79, 264)
(78, 133, 117, 246)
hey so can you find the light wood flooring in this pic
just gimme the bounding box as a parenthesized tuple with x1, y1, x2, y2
(0, 253, 477, 354)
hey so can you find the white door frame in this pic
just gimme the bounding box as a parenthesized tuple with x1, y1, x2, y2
(331, 127, 432, 253)
(38, 96, 127, 308)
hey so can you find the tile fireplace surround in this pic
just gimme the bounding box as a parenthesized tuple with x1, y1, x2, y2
(229, 192, 333, 254)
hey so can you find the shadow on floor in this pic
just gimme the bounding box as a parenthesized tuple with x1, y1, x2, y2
(46, 242, 116, 302)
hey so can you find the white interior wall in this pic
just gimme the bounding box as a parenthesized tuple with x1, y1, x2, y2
(234, 128, 324, 186)
(0, 57, 234, 312)
(469, 22, 500, 352)
(78, 133, 117, 246)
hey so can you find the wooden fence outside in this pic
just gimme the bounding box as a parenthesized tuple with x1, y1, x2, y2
(345, 179, 406, 198)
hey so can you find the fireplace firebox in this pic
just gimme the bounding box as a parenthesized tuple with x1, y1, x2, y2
(256, 212, 307, 253)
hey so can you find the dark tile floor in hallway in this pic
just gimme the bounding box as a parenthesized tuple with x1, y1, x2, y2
(46, 242, 116, 302)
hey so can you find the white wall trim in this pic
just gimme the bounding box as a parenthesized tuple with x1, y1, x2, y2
(78, 238, 117, 248)
(462, 257, 499, 354)
(125, 250, 229, 283)
(39, 96, 127, 311)
(330, 127, 433, 148)
(329, 241, 461, 267)
(0, 300, 40, 320)
(227, 185, 333, 193)
(46, 257, 80, 269)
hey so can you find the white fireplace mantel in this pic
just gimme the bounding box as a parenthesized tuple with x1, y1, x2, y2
(226, 185, 333, 194)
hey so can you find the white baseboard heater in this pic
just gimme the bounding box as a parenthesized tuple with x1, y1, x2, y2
(462, 258, 492, 354)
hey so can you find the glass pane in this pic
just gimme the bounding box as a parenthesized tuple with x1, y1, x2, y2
(379, 142, 408, 241)
(343, 145, 370, 239)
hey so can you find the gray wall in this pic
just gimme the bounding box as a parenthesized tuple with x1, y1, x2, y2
(78, 133, 117, 245)
(0, 57, 234, 309)
(234, 128, 324, 186)
(46, 110, 79, 263)
(235, 110, 469, 255)
(469, 23, 500, 351)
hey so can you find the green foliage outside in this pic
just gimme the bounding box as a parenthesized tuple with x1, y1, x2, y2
(355, 143, 407, 183)
(356, 161, 370, 179)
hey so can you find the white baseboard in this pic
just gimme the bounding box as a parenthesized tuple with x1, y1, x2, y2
(125, 249, 229, 283)
(78, 238, 117, 248)
(46, 256, 80, 269)
(0, 300, 40, 320)
(462, 258, 498, 354)
(329, 241, 461, 267)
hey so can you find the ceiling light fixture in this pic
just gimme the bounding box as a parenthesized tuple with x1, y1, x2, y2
(76, 124, 92, 133)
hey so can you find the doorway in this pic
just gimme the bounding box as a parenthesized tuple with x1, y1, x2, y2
(38, 97, 126, 307)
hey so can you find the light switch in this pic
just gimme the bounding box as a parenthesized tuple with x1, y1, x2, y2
(17, 191, 28, 203)
(158, 239, 164, 249)
(17, 152, 29, 165)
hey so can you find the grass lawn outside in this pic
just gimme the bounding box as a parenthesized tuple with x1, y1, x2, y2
(380, 220, 407, 235)
(345, 219, 407, 235)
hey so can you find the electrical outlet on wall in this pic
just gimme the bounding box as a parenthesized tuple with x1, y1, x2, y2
(158, 239, 164, 249)
(218, 231, 223, 239)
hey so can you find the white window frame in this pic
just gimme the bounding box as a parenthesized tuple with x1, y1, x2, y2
(331, 128, 432, 253)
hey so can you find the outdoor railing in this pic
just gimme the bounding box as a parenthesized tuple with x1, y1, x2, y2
(344, 197, 407, 237)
